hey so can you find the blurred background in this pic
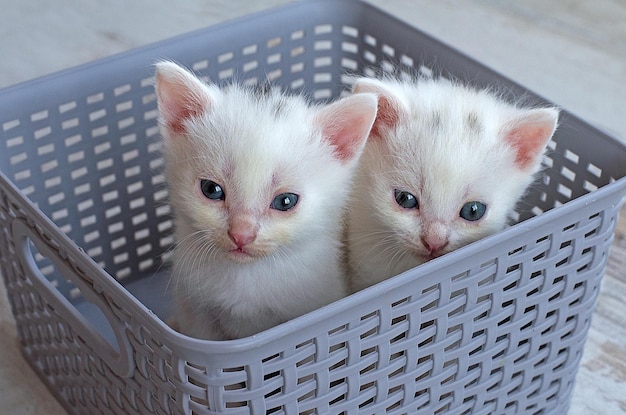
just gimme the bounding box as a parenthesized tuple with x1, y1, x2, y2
(0, 1, 624, 414)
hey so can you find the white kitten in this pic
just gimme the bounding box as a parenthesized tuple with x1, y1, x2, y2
(154, 61, 377, 340)
(346, 77, 559, 292)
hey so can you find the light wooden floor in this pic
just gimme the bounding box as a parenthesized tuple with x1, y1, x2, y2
(0, 1, 624, 414)
(579, 203, 626, 413)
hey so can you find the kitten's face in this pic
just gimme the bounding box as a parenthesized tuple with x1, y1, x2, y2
(171, 136, 317, 264)
(164, 98, 332, 265)
(351, 77, 557, 266)
(189, 178, 304, 264)
(360, 121, 524, 264)
(155, 61, 377, 266)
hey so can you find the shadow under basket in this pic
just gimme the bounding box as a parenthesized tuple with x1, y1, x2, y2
(1, 1, 625, 414)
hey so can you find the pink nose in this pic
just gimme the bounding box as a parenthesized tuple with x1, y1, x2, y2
(421, 236, 448, 254)
(228, 230, 256, 248)
(228, 215, 258, 249)
(421, 222, 449, 254)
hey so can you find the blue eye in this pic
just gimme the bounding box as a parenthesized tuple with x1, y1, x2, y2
(271, 193, 299, 211)
(460, 201, 487, 221)
(200, 179, 225, 200)
(394, 189, 418, 209)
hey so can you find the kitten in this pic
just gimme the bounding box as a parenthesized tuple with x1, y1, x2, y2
(154, 61, 377, 340)
(346, 76, 559, 292)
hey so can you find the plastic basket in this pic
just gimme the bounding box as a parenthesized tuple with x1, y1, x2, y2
(1, 1, 625, 414)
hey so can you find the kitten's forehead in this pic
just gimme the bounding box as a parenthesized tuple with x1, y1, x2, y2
(388, 82, 513, 176)
(192, 138, 308, 211)
(178, 83, 351, 212)
(413, 106, 483, 136)
(225, 84, 301, 122)
(379, 113, 506, 215)
(465, 112, 484, 134)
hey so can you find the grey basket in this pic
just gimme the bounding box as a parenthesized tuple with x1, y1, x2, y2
(1, 1, 625, 414)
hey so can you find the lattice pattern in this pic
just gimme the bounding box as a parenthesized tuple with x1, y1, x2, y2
(0, 1, 625, 415)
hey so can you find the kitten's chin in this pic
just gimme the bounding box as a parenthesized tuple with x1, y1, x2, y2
(227, 248, 260, 263)
(412, 249, 448, 264)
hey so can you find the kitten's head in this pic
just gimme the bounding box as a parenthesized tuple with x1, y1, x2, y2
(154, 61, 377, 264)
(351, 77, 558, 264)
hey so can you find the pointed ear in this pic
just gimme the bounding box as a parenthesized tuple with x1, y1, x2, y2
(154, 61, 214, 135)
(315, 93, 378, 163)
(352, 78, 405, 139)
(501, 108, 559, 170)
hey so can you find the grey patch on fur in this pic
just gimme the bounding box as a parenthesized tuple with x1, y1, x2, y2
(271, 96, 287, 118)
(251, 81, 273, 97)
(250, 82, 287, 118)
(429, 112, 442, 132)
(466, 112, 483, 134)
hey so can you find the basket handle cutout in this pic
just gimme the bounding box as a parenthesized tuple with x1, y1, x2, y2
(12, 219, 135, 378)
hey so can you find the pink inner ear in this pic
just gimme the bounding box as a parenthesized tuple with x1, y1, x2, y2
(371, 94, 400, 138)
(503, 109, 558, 170)
(353, 79, 402, 139)
(156, 66, 210, 135)
(165, 100, 204, 134)
(506, 126, 549, 168)
(317, 94, 378, 162)
(322, 119, 364, 161)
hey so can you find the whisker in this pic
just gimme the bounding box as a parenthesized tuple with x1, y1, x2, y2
(170, 230, 219, 298)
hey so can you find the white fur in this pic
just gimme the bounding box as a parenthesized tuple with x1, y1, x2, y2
(154, 61, 377, 339)
(347, 77, 559, 292)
